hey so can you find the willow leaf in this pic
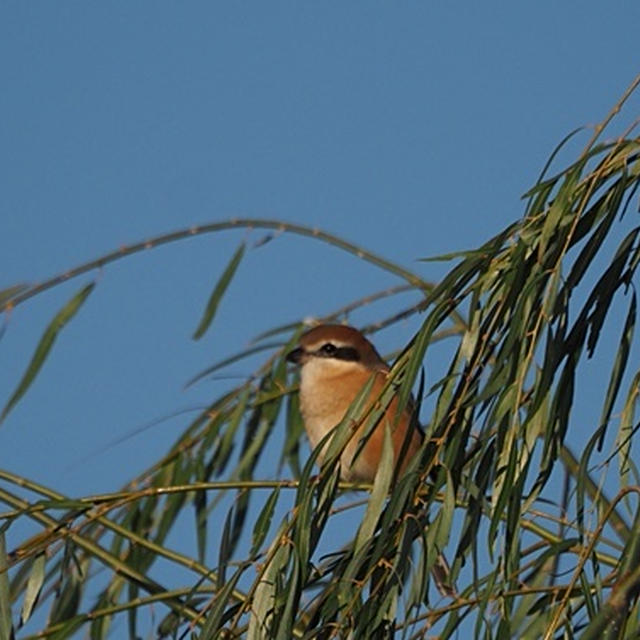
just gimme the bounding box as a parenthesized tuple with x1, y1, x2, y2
(0, 531, 12, 640)
(247, 525, 291, 640)
(353, 426, 393, 555)
(200, 567, 244, 638)
(185, 340, 279, 387)
(617, 370, 640, 488)
(192, 242, 245, 340)
(20, 552, 45, 625)
(250, 487, 280, 558)
(1, 282, 95, 424)
(599, 291, 636, 447)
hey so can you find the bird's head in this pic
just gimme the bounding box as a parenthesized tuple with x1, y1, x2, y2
(286, 324, 386, 382)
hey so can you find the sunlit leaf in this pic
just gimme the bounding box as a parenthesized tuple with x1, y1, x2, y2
(247, 522, 291, 640)
(20, 552, 45, 625)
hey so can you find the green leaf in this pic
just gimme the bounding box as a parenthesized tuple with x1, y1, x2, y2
(20, 553, 45, 625)
(194, 477, 208, 565)
(419, 248, 492, 262)
(48, 617, 85, 639)
(353, 425, 393, 554)
(206, 387, 250, 478)
(598, 291, 636, 443)
(185, 340, 279, 387)
(247, 522, 291, 640)
(524, 126, 584, 208)
(199, 567, 244, 638)
(0, 531, 13, 640)
(617, 370, 640, 487)
(274, 556, 301, 639)
(49, 566, 83, 625)
(428, 466, 455, 555)
(280, 393, 304, 478)
(250, 487, 280, 557)
(397, 300, 450, 415)
(1, 282, 95, 424)
(217, 506, 235, 589)
(192, 242, 245, 340)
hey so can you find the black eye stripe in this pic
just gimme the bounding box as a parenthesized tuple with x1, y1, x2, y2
(315, 344, 360, 361)
(334, 347, 360, 361)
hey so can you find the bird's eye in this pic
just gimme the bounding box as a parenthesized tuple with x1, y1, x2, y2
(320, 343, 337, 356)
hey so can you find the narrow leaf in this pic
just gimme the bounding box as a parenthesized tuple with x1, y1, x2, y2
(217, 506, 235, 589)
(20, 553, 45, 625)
(598, 291, 636, 445)
(200, 567, 244, 638)
(250, 487, 280, 557)
(353, 425, 393, 554)
(248, 523, 291, 640)
(194, 480, 208, 565)
(185, 341, 279, 387)
(192, 243, 245, 340)
(0, 531, 12, 640)
(1, 282, 95, 423)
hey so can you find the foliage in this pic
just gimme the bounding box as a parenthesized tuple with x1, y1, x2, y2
(1, 77, 640, 639)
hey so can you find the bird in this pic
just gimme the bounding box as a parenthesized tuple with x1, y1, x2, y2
(286, 324, 423, 484)
(287, 323, 455, 597)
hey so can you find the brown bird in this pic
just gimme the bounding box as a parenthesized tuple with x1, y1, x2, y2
(287, 323, 455, 597)
(286, 324, 423, 483)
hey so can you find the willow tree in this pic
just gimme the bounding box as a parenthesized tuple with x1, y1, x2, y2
(1, 78, 640, 640)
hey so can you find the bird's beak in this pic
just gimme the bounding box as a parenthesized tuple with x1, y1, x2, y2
(286, 347, 304, 364)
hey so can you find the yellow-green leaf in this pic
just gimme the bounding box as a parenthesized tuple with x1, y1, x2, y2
(1, 282, 95, 424)
(20, 553, 45, 625)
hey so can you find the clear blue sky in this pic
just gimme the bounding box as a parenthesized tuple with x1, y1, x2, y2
(1, 3, 639, 633)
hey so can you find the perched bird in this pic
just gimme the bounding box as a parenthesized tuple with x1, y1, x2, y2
(287, 323, 455, 597)
(286, 324, 423, 483)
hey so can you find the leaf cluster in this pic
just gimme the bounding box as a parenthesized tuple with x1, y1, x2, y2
(1, 77, 640, 639)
